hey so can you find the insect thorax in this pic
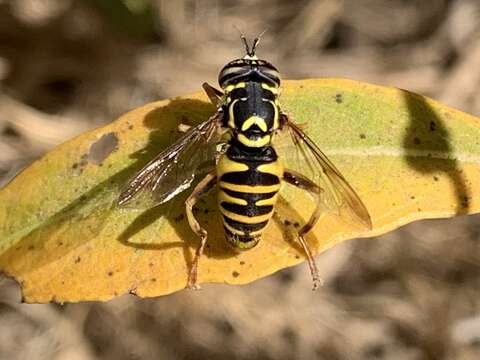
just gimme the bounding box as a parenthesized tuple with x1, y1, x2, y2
(219, 58, 281, 149)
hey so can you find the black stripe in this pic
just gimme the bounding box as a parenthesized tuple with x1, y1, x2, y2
(260, 89, 276, 101)
(224, 227, 257, 243)
(220, 171, 279, 186)
(226, 143, 278, 163)
(221, 202, 273, 217)
(221, 188, 277, 203)
(223, 216, 268, 232)
(230, 88, 248, 98)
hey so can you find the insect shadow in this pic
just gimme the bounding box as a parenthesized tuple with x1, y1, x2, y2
(402, 90, 470, 214)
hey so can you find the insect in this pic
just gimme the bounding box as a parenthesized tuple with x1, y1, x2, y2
(118, 34, 372, 290)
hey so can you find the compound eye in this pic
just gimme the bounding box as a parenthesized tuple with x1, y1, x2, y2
(218, 63, 250, 87)
(259, 66, 280, 85)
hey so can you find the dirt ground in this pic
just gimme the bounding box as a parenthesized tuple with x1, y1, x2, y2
(1, 1, 480, 359)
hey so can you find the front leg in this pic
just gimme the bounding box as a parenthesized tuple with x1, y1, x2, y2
(283, 169, 324, 290)
(185, 172, 217, 289)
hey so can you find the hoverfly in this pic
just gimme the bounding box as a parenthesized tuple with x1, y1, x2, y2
(118, 34, 372, 290)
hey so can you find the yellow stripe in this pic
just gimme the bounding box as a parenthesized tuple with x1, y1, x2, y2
(218, 190, 248, 206)
(219, 182, 281, 193)
(261, 82, 279, 94)
(228, 99, 238, 128)
(234, 238, 260, 249)
(216, 155, 249, 178)
(223, 221, 245, 236)
(268, 100, 279, 130)
(237, 133, 270, 147)
(225, 82, 246, 93)
(241, 116, 268, 132)
(224, 220, 268, 237)
(255, 194, 278, 207)
(220, 208, 274, 224)
(257, 162, 283, 177)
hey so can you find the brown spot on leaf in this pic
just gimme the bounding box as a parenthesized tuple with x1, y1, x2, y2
(232, 271, 240, 278)
(239, 261, 245, 265)
(107, 271, 113, 277)
(360, 133, 366, 139)
(413, 137, 421, 145)
(433, 176, 439, 181)
(74, 256, 81, 264)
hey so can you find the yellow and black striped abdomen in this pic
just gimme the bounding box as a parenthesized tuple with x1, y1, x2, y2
(217, 144, 283, 249)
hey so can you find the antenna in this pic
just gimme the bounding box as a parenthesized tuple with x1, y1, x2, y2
(251, 29, 267, 56)
(233, 26, 268, 57)
(240, 34, 251, 56)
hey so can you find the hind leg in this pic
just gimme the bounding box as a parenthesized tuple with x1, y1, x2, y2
(283, 169, 324, 290)
(185, 172, 217, 289)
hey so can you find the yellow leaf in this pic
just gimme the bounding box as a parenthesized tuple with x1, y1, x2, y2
(1, 78, 479, 303)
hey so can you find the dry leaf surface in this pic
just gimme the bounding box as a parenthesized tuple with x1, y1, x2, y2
(1, 78, 480, 303)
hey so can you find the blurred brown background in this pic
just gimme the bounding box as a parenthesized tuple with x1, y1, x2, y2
(1, 1, 480, 359)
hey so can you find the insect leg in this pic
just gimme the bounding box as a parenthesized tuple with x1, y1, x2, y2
(185, 171, 218, 289)
(202, 82, 223, 107)
(283, 169, 324, 290)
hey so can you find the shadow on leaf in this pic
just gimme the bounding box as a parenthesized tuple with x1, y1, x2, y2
(403, 90, 470, 214)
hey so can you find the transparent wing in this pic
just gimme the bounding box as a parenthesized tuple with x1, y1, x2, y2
(278, 118, 372, 230)
(118, 111, 223, 208)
